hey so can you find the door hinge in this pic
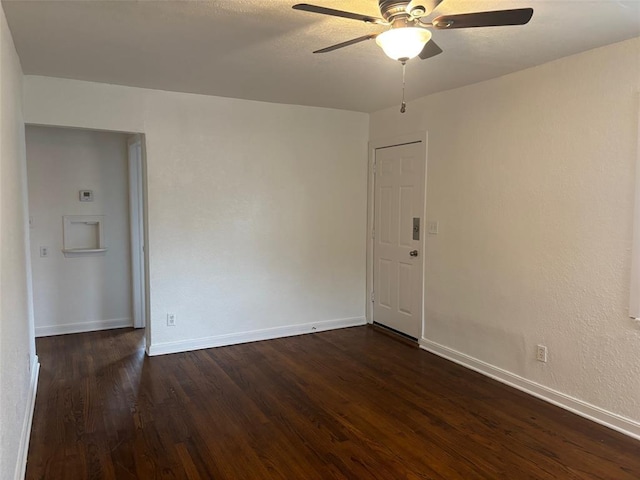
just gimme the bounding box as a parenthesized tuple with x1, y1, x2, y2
(372, 160, 376, 174)
(370, 291, 375, 302)
(371, 228, 375, 239)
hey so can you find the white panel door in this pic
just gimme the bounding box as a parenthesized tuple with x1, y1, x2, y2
(373, 141, 425, 339)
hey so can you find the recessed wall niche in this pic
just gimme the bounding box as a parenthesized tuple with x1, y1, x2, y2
(62, 215, 106, 257)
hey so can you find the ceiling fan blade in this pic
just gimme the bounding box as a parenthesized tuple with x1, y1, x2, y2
(432, 8, 533, 29)
(313, 34, 379, 53)
(418, 40, 443, 60)
(293, 4, 386, 25)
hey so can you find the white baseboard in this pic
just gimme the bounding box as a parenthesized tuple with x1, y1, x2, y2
(419, 338, 640, 441)
(148, 316, 366, 356)
(14, 356, 40, 480)
(35, 318, 132, 337)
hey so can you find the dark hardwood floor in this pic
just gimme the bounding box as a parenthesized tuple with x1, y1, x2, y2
(27, 326, 640, 479)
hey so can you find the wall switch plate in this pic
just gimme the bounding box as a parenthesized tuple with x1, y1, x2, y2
(428, 221, 439, 235)
(39, 246, 49, 257)
(167, 313, 176, 327)
(536, 344, 548, 363)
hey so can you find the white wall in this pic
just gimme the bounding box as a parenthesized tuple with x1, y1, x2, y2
(0, 3, 37, 479)
(26, 126, 132, 336)
(371, 37, 640, 427)
(23, 77, 370, 353)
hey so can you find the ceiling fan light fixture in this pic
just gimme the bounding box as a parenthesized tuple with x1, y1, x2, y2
(375, 27, 432, 61)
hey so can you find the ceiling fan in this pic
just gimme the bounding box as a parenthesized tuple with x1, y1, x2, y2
(292, 1, 534, 62)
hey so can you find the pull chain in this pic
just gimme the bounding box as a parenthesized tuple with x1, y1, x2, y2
(400, 60, 407, 114)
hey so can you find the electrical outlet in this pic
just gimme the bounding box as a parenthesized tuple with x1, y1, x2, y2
(536, 344, 548, 363)
(167, 313, 176, 327)
(39, 246, 49, 257)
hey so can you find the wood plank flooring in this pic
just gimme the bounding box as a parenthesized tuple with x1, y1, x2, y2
(27, 326, 640, 479)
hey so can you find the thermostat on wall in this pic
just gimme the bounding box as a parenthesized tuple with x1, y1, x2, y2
(79, 190, 94, 202)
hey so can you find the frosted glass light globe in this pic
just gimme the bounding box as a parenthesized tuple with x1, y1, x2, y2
(376, 27, 432, 61)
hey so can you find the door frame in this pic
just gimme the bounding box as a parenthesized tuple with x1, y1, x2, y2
(366, 131, 428, 339)
(127, 134, 147, 329)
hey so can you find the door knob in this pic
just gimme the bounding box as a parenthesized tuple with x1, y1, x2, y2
(409, 250, 419, 257)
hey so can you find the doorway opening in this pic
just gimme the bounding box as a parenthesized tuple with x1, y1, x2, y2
(25, 126, 148, 340)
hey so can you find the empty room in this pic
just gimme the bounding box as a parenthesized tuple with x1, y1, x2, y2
(1, 1, 639, 479)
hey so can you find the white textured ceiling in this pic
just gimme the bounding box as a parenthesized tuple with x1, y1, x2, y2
(2, 0, 639, 112)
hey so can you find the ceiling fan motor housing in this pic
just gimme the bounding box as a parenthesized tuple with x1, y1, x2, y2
(378, 1, 440, 21)
(378, 0, 412, 22)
